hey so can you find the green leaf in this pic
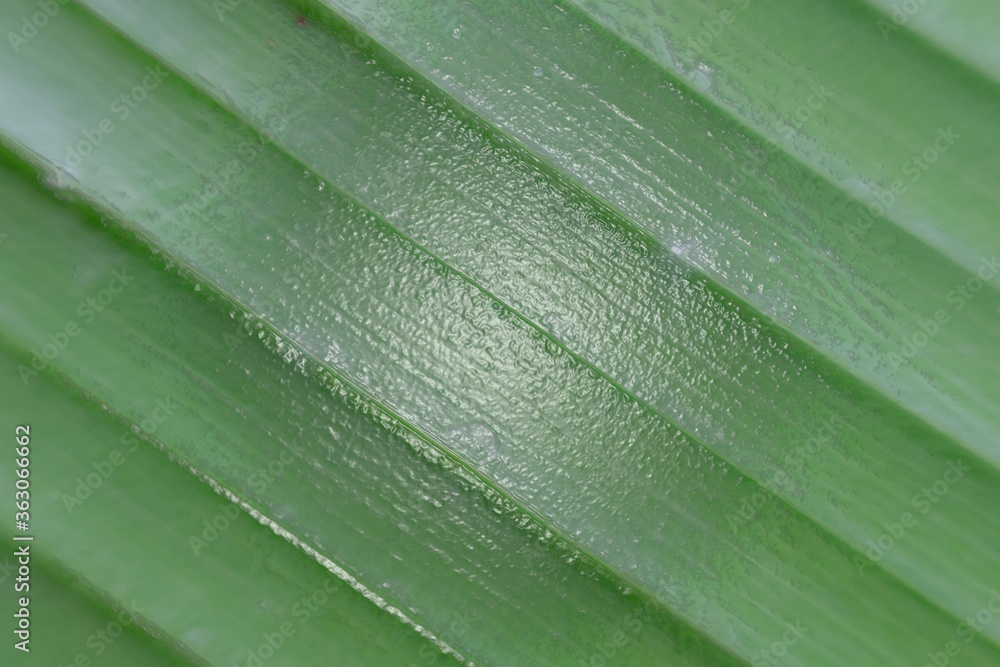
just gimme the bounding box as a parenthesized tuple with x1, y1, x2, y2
(1, 0, 998, 665)
(0, 148, 734, 665)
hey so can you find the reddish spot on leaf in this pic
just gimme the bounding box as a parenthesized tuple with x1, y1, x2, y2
(297, 16, 307, 26)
